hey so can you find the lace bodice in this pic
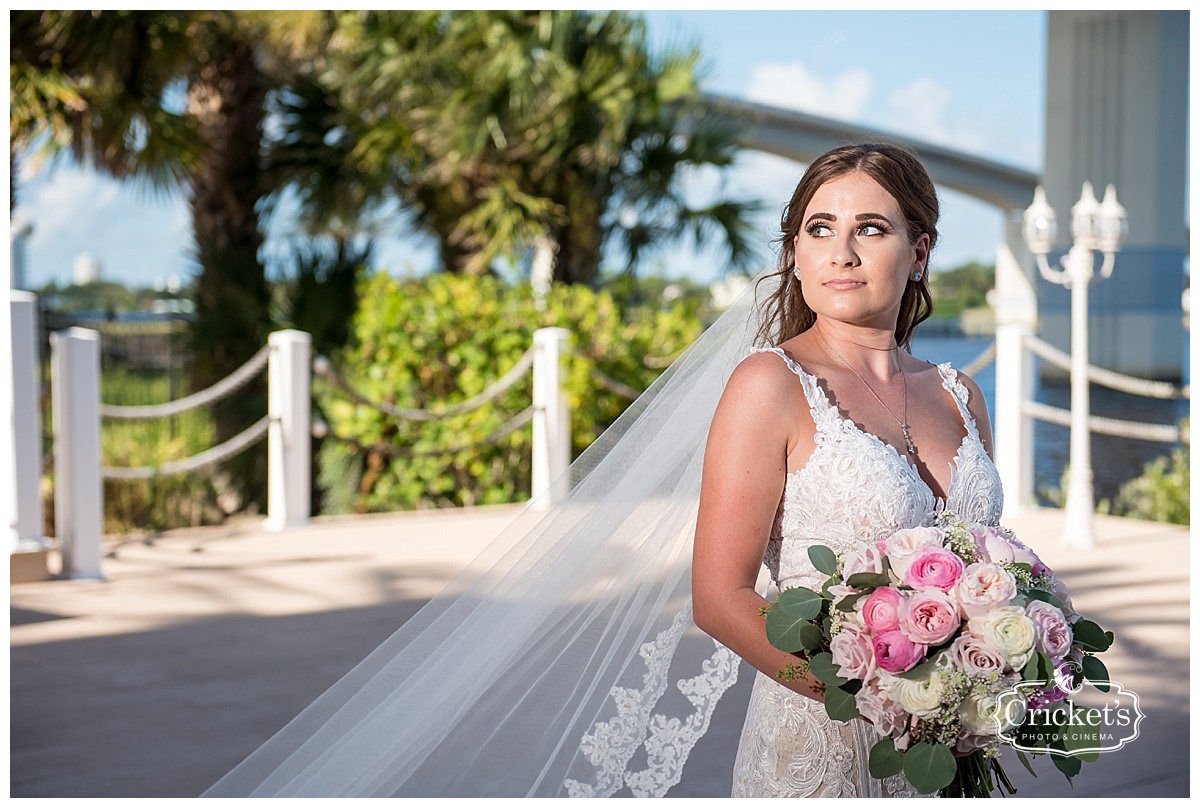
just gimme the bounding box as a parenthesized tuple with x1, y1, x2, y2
(755, 346, 1003, 591)
(731, 347, 1004, 799)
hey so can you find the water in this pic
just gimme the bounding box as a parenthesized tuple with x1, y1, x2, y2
(910, 333, 1188, 505)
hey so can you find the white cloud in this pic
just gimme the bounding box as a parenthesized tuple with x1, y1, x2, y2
(23, 167, 121, 250)
(886, 76, 987, 155)
(745, 61, 872, 122)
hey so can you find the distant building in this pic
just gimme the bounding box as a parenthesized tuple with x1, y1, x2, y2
(73, 252, 102, 286)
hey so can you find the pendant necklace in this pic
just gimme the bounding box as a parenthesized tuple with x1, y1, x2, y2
(814, 328, 916, 456)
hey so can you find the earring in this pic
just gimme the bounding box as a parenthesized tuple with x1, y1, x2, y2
(793, 266, 802, 281)
(911, 269, 924, 282)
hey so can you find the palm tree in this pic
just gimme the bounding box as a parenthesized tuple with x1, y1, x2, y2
(282, 10, 759, 285)
(11, 10, 341, 511)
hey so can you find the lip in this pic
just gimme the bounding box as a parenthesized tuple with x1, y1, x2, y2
(823, 279, 866, 290)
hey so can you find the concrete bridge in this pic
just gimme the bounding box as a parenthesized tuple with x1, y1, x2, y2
(10, 505, 1189, 797)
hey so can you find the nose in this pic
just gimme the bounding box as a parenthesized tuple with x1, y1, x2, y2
(829, 232, 859, 267)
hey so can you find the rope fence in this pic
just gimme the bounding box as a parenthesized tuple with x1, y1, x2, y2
(320, 407, 536, 459)
(313, 348, 535, 421)
(99, 344, 271, 420)
(1024, 334, 1190, 400)
(102, 417, 272, 480)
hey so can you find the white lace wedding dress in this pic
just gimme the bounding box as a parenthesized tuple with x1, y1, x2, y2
(730, 348, 1004, 798)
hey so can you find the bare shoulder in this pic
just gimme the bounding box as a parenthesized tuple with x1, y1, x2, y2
(720, 349, 803, 412)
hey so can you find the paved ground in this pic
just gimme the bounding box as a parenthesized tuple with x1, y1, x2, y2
(9, 505, 1190, 798)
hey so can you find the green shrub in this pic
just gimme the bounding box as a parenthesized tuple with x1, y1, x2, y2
(317, 271, 703, 512)
(1105, 443, 1190, 525)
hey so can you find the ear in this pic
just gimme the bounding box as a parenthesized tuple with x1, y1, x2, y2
(912, 232, 931, 271)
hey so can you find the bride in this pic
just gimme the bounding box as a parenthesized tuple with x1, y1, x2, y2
(204, 143, 1003, 798)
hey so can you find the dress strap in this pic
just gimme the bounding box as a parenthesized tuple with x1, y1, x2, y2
(748, 347, 839, 429)
(935, 364, 980, 439)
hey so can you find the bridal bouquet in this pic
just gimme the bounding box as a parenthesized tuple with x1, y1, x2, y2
(762, 512, 1114, 797)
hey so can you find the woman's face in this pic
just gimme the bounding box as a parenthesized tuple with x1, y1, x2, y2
(793, 171, 929, 332)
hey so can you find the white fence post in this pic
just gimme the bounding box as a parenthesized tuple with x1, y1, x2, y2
(531, 327, 571, 509)
(50, 327, 104, 578)
(9, 292, 46, 553)
(265, 330, 311, 532)
(993, 217, 1037, 517)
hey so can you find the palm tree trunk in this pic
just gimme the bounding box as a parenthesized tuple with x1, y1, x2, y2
(187, 29, 272, 512)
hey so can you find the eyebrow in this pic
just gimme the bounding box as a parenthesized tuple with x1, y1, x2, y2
(804, 212, 897, 226)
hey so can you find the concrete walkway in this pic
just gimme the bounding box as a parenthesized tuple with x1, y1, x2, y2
(9, 506, 1190, 797)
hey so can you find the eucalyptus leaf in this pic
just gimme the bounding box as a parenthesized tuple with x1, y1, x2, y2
(898, 658, 938, 681)
(846, 571, 890, 590)
(798, 623, 825, 652)
(1050, 742, 1082, 780)
(776, 587, 825, 621)
(824, 684, 860, 722)
(808, 545, 838, 576)
(765, 608, 812, 653)
(1015, 749, 1038, 779)
(835, 591, 867, 612)
(901, 742, 956, 794)
(808, 652, 847, 686)
(1025, 588, 1065, 610)
(868, 736, 904, 779)
(1071, 619, 1112, 652)
(1081, 655, 1110, 692)
(1022, 653, 1041, 683)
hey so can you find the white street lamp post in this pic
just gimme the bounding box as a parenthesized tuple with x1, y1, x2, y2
(1023, 182, 1127, 548)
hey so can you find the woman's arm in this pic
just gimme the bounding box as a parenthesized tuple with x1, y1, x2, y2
(691, 352, 827, 702)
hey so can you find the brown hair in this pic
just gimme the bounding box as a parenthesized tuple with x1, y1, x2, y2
(755, 142, 939, 349)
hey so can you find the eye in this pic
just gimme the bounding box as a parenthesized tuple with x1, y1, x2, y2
(857, 221, 889, 237)
(806, 222, 834, 238)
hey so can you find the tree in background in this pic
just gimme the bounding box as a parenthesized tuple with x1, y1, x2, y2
(281, 10, 759, 285)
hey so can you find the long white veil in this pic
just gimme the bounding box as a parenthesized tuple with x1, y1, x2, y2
(203, 272, 777, 797)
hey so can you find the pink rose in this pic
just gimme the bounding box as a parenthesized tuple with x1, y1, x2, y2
(954, 731, 994, 756)
(1026, 600, 1072, 659)
(883, 527, 944, 579)
(947, 631, 1007, 676)
(873, 629, 927, 674)
(843, 543, 886, 579)
(955, 563, 1018, 619)
(854, 679, 911, 741)
(974, 526, 1043, 571)
(830, 623, 877, 681)
(1049, 577, 1079, 623)
(861, 586, 905, 633)
(899, 590, 961, 645)
(903, 545, 966, 591)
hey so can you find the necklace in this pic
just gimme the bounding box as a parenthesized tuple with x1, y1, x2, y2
(814, 328, 916, 456)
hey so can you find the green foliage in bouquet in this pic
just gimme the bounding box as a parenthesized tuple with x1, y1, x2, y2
(317, 271, 703, 512)
(760, 522, 1116, 797)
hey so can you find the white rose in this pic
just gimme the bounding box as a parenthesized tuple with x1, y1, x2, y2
(884, 527, 944, 580)
(956, 563, 1018, 619)
(843, 543, 885, 579)
(959, 689, 1028, 735)
(882, 670, 946, 719)
(968, 606, 1038, 671)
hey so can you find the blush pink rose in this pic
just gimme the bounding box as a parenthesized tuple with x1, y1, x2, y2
(973, 526, 1044, 573)
(898, 589, 961, 645)
(854, 679, 911, 743)
(947, 631, 1007, 676)
(1049, 577, 1080, 623)
(830, 623, 876, 680)
(861, 586, 905, 633)
(873, 629, 927, 674)
(903, 545, 966, 591)
(1026, 600, 1072, 660)
(843, 543, 886, 579)
(956, 562, 1018, 619)
(883, 527, 944, 580)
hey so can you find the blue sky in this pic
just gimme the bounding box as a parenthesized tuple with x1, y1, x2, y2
(13, 10, 1047, 290)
